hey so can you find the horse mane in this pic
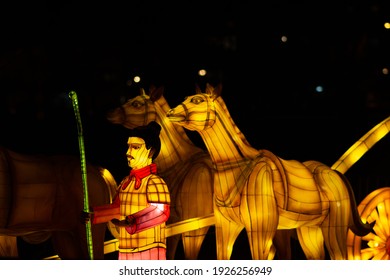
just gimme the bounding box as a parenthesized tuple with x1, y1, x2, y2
(202, 83, 253, 147)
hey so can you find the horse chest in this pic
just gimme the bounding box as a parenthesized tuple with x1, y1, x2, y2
(213, 168, 248, 208)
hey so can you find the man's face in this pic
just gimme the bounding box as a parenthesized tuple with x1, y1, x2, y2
(126, 137, 152, 169)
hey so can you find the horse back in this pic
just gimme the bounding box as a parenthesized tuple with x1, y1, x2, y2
(4, 148, 79, 229)
(260, 151, 324, 215)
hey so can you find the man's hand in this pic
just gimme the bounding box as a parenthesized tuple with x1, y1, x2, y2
(81, 211, 93, 224)
(111, 216, 135, 227)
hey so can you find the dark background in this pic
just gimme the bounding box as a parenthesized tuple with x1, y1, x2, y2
(1, 1, 390, 259)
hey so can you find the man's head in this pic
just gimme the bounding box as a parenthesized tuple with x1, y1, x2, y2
(126, 121, 161, 169)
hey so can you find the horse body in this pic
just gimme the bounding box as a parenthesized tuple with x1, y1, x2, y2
(0, 147, 117, 259)
(106, 86, 214, 259)
(167, 84, 373, 260)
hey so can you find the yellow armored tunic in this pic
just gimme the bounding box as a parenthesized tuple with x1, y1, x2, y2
(118, 171, 170, 253)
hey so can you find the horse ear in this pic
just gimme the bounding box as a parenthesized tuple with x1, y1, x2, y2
(205, 83, 213, 95)
(215, 83, 223, 97)
(206, 83, 222, 99)
(150, 86, 164, 102)
(139, 87, 146, 96)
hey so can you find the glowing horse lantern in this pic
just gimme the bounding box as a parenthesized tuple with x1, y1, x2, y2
(167, 84, 373, 260)
(0, 147, 117, 259)
(106, 86, 214, 260)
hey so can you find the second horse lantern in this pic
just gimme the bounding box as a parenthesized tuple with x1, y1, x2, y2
(166, 83, 373, 260)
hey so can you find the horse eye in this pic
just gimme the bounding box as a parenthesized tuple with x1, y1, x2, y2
(191, 96, 203, 104)
(132, 101, 143, 108)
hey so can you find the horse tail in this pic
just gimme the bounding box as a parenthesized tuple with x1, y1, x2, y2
(331, 115, 390, 174)
(334, 170, 375, 236)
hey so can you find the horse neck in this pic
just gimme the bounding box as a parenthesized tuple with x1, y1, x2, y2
(154, 97, 204, 172)
(198, 97, 259, 167)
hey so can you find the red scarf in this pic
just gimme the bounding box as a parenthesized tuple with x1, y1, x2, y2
(122, 163, 157, 190)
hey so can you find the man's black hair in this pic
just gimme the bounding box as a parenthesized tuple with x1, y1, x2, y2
(128, 121, 161, 160)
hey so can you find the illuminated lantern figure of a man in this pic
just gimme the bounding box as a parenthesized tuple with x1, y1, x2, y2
(88, 121, 170, 260)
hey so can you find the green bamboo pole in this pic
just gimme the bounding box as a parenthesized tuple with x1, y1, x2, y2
(68, 91, 94, 260)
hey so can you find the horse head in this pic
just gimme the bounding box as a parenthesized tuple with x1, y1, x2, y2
(106, 86, 164, 129)
(167, 83, 222, 131)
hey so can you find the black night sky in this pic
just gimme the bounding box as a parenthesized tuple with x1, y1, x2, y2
(1, 1, 390, 259)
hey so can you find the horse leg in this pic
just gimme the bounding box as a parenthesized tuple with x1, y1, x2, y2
(182, 227, 210, 260)
(51, 230, 86, 259)
(242, 161, 278, 260)
(177, 163, 214, 260)
(0, 236, 18, 259)
(317, 169, 350, 260)
(214, 207, 243, 260)
(273, 230, 293, 259)
(51, 223, 106, 260)
(321, 203, 349, 260)
(296, 226, 325, 259)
